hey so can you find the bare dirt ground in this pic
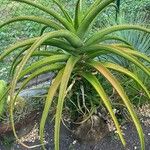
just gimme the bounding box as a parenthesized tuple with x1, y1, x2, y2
(10, 120, 150, 150)
(0, 105, 150, 150)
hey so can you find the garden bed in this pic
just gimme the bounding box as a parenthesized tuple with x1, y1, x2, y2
(0, 105, 149, 150)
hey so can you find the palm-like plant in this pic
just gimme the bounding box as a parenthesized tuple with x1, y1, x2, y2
(0, 0, 150, 150)
(99, 13, 150, 105)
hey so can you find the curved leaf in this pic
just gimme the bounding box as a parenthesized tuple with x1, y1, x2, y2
(112, 45, 150, 64)
(9, 46, 29, 77)
(9, 30, 82, 149)
(40, 25, 49, 36)
(74, 0, 83, 30)
(85, 25, 150, 46)
(12, 0, 74, 31)
(40, 69, 64, 150)
(89, 60, 145, 150)
(77, 0, 115, 37)
(81, 72, 126, 146)
(32, 51, 62, 57)
(0, 37, 37, 61)
(16, 64, 63, 97)
(82, 45, 150, 76)
(55, 56, 80, 150)
(0, 80, 7, 117)
(0, 16, 63, 30)
(19, 54, 68, 79)
(53, 0, 73, 24)
(103, 62, 150, 98)
(45, 39, 76, 53)
(99, 35, 132, 45)
(0, 30, 81, 61)
(84, 0, 102, 19)
(10, 50, 60, 77)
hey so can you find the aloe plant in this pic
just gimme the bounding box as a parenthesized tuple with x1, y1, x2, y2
(0, 0, 150, 150)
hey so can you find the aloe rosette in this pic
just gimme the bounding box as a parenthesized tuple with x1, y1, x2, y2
(0, 0, 149, 150)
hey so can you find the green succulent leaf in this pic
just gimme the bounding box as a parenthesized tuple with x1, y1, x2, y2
(0, 16, 63, 30)
(53, 0, 73, 24)
(89, 60, 145, 150)
(82, 45, 150, 76)
(113, 46, 150, 63)
(9, 46, 30, 77)
(103, 62, 150, 98)
(32, 51, 62, 57)
(10, 50, 59, 78)
(40, 69, 64, 150)
(0, 37, 37, 61)
(19, 54, 69, 79)
(0, 30, 81, 61)
(55, 56, 80, 150)
(85, 0, 103, 18)
(16, 64, 64, 96)
(85, 24, 150, 45)
(77, 0, 115, 37)
(74, 0, 83, 30)
(81, 72, 126, 146)
(99, 35, 132, 45)
(12, 0, 74, 31)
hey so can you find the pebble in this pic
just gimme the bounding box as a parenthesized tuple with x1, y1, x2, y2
(134, 146, 137, 149)
(72, 140, 77, 145)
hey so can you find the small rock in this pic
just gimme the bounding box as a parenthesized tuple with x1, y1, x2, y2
(72, 140, 77, 145)
(134, 146, 137, 149)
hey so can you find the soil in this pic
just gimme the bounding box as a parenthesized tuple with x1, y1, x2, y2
(0, 112, 149, 150)
(0, 96, 149, 150)
(0, 110, 40, 135)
